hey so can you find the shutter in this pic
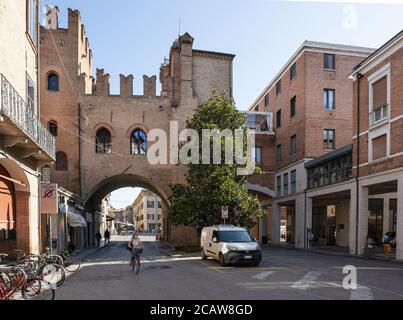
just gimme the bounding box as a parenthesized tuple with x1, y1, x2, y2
(372, 76, 387, 110)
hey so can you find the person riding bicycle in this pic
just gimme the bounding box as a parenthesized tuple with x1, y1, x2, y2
(128, 233, 143, 268)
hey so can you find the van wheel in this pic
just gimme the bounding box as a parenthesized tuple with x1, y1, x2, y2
(219, 253, 226, 267)
(201, 250, 207, 260)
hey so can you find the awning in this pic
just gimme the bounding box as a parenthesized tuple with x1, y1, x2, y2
(67, 212, 87, 228)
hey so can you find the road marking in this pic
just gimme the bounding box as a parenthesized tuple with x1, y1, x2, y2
(291, 271, 323, 290)
(252, 271, 277, 280)
(350, 285, 374, 300)
(333, 267, 403, 271)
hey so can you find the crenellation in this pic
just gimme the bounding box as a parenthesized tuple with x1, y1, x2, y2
(95, 68, 110, 96)
(120, 74, 134, 98)
(143, 75, 157, 97)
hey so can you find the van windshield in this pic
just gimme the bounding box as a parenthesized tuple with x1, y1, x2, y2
(218, 231, 252, 243)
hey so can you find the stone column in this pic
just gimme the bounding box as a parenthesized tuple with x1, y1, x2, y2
(271, 202, 280, 245)
(349, 184, 358, 255)
(295, 194, 306, 249)
(15, 191, 31, 253)
(396, 174, 403, 261)
(357, 183, 369, 256)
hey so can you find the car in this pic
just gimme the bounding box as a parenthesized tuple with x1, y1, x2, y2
(200, 225, 262, 266)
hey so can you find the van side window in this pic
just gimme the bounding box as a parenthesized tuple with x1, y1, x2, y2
(212, 231, 218, 241)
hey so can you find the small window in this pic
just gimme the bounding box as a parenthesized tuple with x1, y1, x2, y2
(252, 147, 262, 165)
(27, 75, 35, 112)
(147, 201, 155, 208)
(131, 129, 147, 155)
(290, 135, 297, 155)
(324, 89, 335, 110)
(283, 173, 289, 196)
(264, 94, 269, 109)
(276, 80, 282, 95)
(48, 121, 58, 136)
(47, 73, 59, 91)
(158, 201, 162, 209)
(276, 144, 282, 162)
(276, 110, 282, 128)
(324, 129, 335, 150)
(291, 170, 297, 194)
(324, 53, 335, 70)
(27, 0, 38, 45)
(95, 128, 112, 154)
(276, 176, 282, 197)
(254, 105, 259, 112)
(56, 152, 68, 171)
(290, 63, 297, 80)
(290, 96, 296, 118)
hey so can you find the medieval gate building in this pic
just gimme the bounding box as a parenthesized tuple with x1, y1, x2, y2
(39, 8, 235, 245)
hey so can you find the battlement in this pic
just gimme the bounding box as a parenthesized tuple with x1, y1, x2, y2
(91, 69, 160, 98)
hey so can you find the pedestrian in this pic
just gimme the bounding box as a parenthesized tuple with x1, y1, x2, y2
(364, 235, 375, 259)
(104, 229, 111, 247)
(95, 231, 102, 248)
(382, 234, 392, 260)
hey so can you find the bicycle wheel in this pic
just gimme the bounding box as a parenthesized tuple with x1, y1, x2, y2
(42, 264, 65, 288)
(0, 271, 12, 288)
(22, 280, 55, 300)
(64, 256, 81, 273)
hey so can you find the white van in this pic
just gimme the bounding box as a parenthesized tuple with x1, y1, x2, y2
(201, 225, 262, 266)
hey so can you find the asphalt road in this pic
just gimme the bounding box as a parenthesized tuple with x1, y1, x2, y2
(55, 235, 403, 300)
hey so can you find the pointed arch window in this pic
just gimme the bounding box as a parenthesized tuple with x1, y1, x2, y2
(131, 129, 147, 155)
(56, 152, 68, 171)
(47, 72, 59, 91)
(96, 128, 112, 154)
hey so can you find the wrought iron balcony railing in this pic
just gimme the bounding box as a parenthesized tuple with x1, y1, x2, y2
(0, 73, 55, 159)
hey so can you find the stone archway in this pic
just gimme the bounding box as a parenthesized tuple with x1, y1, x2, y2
(0, 158, 31, 255)
(83, 174, 172, 242)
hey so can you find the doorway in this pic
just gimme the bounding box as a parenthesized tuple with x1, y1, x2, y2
(368, 199, 383, 244)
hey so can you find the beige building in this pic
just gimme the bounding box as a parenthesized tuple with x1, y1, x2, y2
(132, 190, 162, 233)
(0, 0, 55, 257)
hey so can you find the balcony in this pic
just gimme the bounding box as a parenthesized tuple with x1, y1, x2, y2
(245, 112, 275, 135)
(369, 103, 389, 128)
(0, 74, 55, 161)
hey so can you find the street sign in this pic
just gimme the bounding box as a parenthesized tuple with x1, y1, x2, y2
(222, 206, 229, 219)
(41, 183, 58, 214)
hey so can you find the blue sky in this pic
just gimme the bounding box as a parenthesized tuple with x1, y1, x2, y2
(40, 0, 403, 207)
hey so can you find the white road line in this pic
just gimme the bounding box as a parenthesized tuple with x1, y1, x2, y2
(332, 267, 403, 271)
(252, 271, 277, 280)
(291, 271, 323, 290)
(351, 285, 374, 300)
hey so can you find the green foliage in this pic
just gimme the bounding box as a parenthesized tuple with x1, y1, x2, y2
(170, 92, 263, 229)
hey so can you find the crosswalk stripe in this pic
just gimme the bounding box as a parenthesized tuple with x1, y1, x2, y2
(291, 271, 323, 290)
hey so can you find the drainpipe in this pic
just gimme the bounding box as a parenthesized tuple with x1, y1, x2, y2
(304, 188, 307, 249)
(355, 73, 363, 255)
(78, 103, 82, 197)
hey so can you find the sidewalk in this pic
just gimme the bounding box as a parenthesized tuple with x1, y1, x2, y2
(74, 240, 105, 260)
(155, 242, 199, 257)
(263, 243, 402, 264)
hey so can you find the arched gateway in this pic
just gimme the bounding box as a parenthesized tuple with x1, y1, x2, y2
(39, 9, 235, 246)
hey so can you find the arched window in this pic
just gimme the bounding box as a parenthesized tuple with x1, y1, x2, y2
(131, 129, 147, 155)
(47, 73, 59, 91)
(95, 128, 112, 154)
(48, 121, 58, 136)
(55, 152, 68, 171)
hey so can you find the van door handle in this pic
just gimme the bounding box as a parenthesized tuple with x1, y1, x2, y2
(209, 243, 212, 247)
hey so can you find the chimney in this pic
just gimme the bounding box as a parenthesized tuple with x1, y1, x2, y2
(45, 5, 59, 30)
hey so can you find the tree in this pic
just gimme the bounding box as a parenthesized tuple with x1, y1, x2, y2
(170, 92, 263, 229)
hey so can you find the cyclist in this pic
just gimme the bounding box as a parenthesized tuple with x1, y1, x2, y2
(128, 232, 143, 269)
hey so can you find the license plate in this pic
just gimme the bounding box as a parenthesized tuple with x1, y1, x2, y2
(244, 255, 252, 259)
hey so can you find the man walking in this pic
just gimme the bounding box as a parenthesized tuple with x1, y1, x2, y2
(95, 231, 102, 248)
(104, 229, 111, 247)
